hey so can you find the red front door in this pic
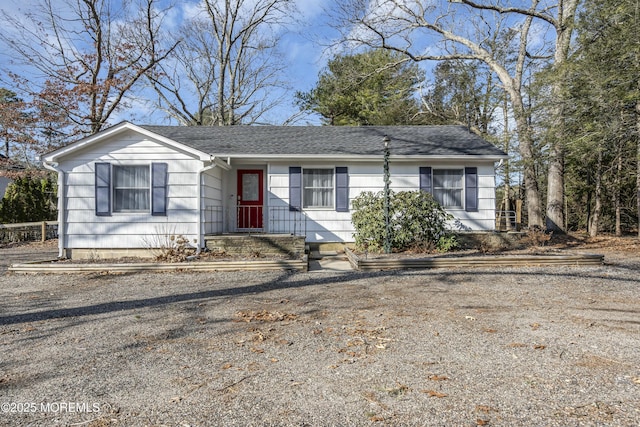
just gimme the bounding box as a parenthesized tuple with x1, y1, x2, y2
(237, 169, 264, 229)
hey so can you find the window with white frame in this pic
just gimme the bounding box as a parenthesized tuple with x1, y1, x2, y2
(433, 169, 464, 208)
(303, 168, 334, 208)
(113, 165, 150, 212)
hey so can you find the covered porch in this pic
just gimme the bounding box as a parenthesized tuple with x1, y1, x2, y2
(203, 205, 307, 236)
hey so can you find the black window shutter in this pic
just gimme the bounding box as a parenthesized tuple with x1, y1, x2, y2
(152, 163, 168, 216)
(289, 166, 302, 211)
(419, 167, 432, 194)
(465, 167, 478, 212)
(95, 162, 111, 216)
(335, 167, 349, 212)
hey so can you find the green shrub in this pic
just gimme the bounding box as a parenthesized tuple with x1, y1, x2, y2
(351, 191, 387, 252)
(351, 190, 456, 253)
(0, 174, 57, 223)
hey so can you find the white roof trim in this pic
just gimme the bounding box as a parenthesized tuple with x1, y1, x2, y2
(210, 154, 508, 161)
(42, 122, 212, 162)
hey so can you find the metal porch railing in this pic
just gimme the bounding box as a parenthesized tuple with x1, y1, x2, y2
(204, 205, 307, 236)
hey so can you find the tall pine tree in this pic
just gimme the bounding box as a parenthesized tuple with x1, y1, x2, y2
(560, 0, 640, 234)
(296, 49, 424, 125)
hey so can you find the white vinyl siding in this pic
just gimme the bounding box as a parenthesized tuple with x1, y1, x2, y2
(59, 129, 202, 249)
(266, 162, 498, 242)
(202, 167, 224, 235)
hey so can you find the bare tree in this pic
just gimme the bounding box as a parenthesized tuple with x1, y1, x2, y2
(332, 0, 580, 230)
(148, 0, 295, 126)
(0, 0, 178, 137)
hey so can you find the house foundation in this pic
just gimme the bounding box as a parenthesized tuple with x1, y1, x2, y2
(204, 234, 306, 258)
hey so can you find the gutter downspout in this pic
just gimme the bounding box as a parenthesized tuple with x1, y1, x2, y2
(43, 161, 65, 258)
(196, 157, 219, 255)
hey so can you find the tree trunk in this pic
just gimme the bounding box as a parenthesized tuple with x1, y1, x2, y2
(546, 0, 579, 233)
(546, 141, 564, 232)
(636, 1, 640, 238)
(589, 149, 603, 237)
(586, 170, 592, 233)
(511, 94, 543, 228)
(615, 147, 623, 236)
(502, 93, 512, 230)
(636, 99, 640, 238)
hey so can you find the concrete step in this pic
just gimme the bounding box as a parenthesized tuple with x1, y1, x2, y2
(309, 250, 342, 260)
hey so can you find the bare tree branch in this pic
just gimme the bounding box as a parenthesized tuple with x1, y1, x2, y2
(0, 0, 178, 138)
(454, 0, 558, 26)
(149, 0, 295, 125)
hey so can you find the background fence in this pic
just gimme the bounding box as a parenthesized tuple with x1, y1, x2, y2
(0, 221, 58, 244)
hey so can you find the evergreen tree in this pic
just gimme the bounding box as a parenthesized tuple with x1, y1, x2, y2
(0, 174, 57, 224)
(296, 49, 425, 125)
(558, 0, 640, 235)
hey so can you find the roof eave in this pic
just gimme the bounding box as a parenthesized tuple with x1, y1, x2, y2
(42, 122, 212, 162)
(212, 153, 508, 161)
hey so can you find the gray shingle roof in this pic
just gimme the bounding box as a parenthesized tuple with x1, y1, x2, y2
(140, 125, 507, 158)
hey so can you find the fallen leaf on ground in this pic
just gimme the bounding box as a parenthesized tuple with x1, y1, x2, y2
(477, 418, 490, 425)
(475, 405, 498, 413)
(234, 310, 298, 323)
(507, 343, 527, 348)
(428, 374, 449, 381)
(421, 390, 448, 398)
(533, 344, 546, 350)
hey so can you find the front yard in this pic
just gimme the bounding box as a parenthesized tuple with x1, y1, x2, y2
(1, 237, 639, 426)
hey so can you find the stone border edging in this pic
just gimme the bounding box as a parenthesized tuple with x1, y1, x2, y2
(344, 247, 603, 271)
(8, 256, 308, 273)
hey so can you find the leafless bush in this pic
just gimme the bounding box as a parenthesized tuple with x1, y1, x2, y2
(143, 225, 196, 262)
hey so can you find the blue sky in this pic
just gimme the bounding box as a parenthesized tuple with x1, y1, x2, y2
(0, 0, 554, 129)
(0, 0, 342, 126)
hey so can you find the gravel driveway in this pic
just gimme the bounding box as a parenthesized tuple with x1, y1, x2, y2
(1, 241, 639, 426)
(0, 241, 58, 272)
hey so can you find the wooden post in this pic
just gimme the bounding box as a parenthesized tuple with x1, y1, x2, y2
(515, 200, 523, 230)
(41, 221, 47, 242)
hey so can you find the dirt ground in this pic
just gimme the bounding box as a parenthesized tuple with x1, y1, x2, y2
(1, 235, 639, 426)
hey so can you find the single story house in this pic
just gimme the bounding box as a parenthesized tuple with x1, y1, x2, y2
(41, 122, 507, 259)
